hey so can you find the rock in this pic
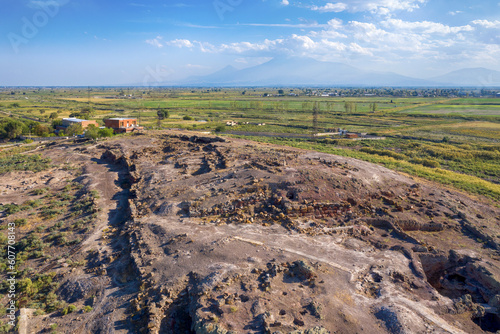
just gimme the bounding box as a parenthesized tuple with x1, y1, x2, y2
(489, 294, 500, 309)
(58, 277, 102, 303)
(290, 260, 315, 280)
(305, 327, 330, 334)
(308, 301, 323, 319)
(251, 300, 265, 316)
(192, 322, 229, 334)
(453, 294, 485, 318)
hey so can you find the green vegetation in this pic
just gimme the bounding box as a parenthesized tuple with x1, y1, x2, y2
(237, 136, 500, 202)
(0, 181, 100, 315)
(0, 154, 51, 174)
(1, 87, 499, 202)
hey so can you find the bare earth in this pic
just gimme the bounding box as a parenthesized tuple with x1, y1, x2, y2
(3, 131, 500, 334)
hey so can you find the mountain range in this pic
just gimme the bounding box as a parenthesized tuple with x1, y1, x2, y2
(164, 57, 500, 87)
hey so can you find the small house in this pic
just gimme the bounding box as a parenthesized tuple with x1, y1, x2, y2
(57, 118, 99, 132)
(104, 118, 144, 133)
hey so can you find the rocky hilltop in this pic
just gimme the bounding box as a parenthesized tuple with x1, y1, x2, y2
(4, 131, 500, 333)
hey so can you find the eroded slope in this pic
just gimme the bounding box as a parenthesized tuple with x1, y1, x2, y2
(4, 131, 500, 334)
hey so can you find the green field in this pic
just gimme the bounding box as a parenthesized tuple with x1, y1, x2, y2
(1, 87, 499, 203)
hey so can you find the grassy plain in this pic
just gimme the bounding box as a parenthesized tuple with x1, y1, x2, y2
(1, 87, 499, 202)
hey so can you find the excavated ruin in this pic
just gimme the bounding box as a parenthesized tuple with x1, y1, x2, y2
(6, 131, 500, 333)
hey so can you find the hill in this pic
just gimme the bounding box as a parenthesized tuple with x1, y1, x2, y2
(178, 57, 435, 87)
(5, 132, 500, 333)
(430, 67, 500, 87)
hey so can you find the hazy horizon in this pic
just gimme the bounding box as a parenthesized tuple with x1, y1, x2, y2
(2, 0, 500, 86)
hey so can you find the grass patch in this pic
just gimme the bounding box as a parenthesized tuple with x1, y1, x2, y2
(0, 154, 51, 174)
(235, 136, 500, 202)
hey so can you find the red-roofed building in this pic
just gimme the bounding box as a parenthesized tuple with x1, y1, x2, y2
(104, 118, 144, 133)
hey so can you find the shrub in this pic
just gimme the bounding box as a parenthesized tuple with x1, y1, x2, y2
(3, 204, 20, 215)
(25, 199, 42, 208)
(422, 159, 440, 168)
(13, 218, 27, 226)
(183, 115, 193, 120)
(32, 187, 49, 195)
(0, 154, 51, 174)
(215, 125, 226, 133)
(98, 128, 114, 138)
(83, 305, 93, 313)
(62, 304, 77, 315)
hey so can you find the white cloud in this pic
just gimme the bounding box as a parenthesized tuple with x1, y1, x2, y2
(348, 42, 373, 55)
(382, 19, 474, 34)
(472, 19, 500, 28)
(155, 15, 500, 72)
(242, 22, 324, 28)
(311, 2, 348, 12)
(308, 0, 427, 15)
(146, 36, 163, 48)
(281, 0, 289, 5)
(166, 39, 195, 48)
(448, 10, 463, 16)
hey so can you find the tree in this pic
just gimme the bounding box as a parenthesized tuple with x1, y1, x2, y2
(10, 103, 20, 108)
(157, 109, 170, 128)
(1, 119, 25, 139)
(98, 128, 114, 138)
(215, 124, 226, 133)
(39, 109, 46, 114)
(278, 89, 284, 95)
(344, 102, 356, 113)
(34, 124, 50, 137)
(49, 112, 58, 120)
(312, 101, 320, 132)
(66, 123, 83, 137)
(84, 124, 99, 140)
(80, 107, 95, 119)
(370, 103, 378, 112)
(51, 119, 63, 129)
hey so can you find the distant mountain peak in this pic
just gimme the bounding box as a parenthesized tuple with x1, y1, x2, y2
(164, 57, 500, 87)
(431, 67, 500, 86)
(214, 65, 238, 74)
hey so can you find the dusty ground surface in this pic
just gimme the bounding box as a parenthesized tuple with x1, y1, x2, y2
(1, 131, 500, 333)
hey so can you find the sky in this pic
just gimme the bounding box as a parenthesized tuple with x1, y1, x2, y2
(1, 0, 500, 86)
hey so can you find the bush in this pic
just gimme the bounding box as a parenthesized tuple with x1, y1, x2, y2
(83, 305, 93, 313)
(32, 187, 49, 195)
(0, 154, 52, 174)
(62, 304, 77, 315)
(98, 128, 114, 138)
(13, 218, 27, 226)
(183, 115, 193, 120)
(0, 119, 28, 139)
(214, 125, 226, 133)
(25, 199, 42, 208)
(422, 159, 441, 168)
(84, 124, 99, 140)
(2, 204, 20, 215)
(24, 139, 34, 144)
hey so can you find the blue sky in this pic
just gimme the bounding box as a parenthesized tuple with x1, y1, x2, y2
(1, 0, 500, 85)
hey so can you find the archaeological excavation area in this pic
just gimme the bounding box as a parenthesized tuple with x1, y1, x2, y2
(2, 131, 500, 333)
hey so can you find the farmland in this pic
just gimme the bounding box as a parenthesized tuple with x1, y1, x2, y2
(1, 87, 499, 202)
(1, 87, 500, 333)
